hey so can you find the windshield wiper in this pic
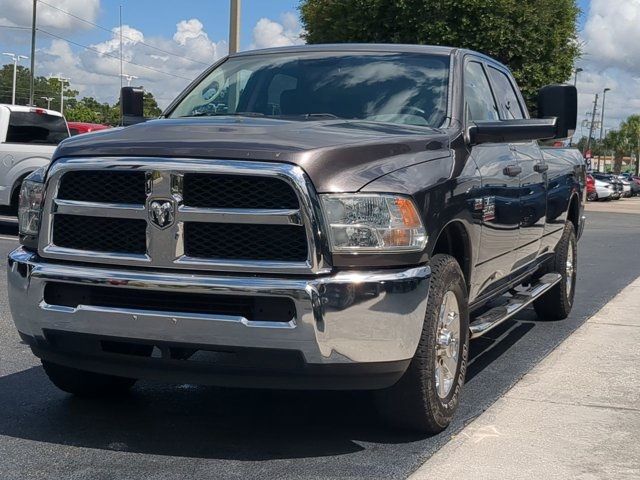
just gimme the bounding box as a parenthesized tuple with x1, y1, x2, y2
(179, 111, 265, 118)
(297, 113, 340, 119)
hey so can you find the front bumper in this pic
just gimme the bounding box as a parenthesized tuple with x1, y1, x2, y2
(8, 247, 430, 389)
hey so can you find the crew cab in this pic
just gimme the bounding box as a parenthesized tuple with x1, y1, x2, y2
(0, 105, 69, 211)
(8, 45, 585, 433)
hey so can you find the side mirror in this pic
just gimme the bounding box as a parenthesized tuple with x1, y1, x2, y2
(120, 86, 146, 126)
(468, 118, 558, 145)
(538, 84, 577, 139)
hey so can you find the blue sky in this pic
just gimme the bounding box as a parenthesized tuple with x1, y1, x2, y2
(82, 0, 300, 52)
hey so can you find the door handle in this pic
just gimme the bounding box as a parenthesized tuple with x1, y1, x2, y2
(534, 163, 549, 173)
(504, 165, 522, 177)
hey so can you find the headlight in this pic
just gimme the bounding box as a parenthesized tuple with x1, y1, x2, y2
(320, 194, 427, 252)
(18, 167, 46, 246)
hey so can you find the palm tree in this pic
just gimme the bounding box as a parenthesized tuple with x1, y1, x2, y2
(603, 130, 628, 174)
(621, 115, 640, 175)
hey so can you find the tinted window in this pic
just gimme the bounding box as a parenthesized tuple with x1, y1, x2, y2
(464, 61, 499, 121)
(488, 67, 525, 119)
(6, 112, 69, 144)
(170, 52, 450, 127)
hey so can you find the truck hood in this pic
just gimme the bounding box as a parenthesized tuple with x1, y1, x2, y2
(52, 116, 451, 192)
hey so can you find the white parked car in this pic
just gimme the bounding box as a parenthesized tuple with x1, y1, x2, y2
(594, 178, 613, 201)
(0, 105, 69, 211)
(619, 178, 632, 197)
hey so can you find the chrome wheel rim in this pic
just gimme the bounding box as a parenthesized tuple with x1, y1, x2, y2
(435, 290, 460, 399)
(566, 240, 574, 297)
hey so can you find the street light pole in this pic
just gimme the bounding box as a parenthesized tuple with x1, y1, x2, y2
(574, 67, 583, 86)
(41, 96, 53, 109)
(119, 73, 139, 87)
(29, 0, 37, 106)
(50, 75, 70, 113)
(229, 0, 241, 54)
(3, 53, 28, 105)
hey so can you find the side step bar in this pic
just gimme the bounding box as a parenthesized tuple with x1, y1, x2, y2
(469, 273, 562, 339)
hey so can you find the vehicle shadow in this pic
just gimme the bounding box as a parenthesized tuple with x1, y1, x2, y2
(0, 314, 542, 461)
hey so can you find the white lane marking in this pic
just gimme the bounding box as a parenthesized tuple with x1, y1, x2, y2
(0, 235, 18, 241)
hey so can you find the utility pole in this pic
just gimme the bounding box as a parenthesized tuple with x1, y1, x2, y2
(598, 88, 611, 171)
(29, 0, 37, 106)
(50, 75, 70, 113)
(41, 96, 54, 109)
(2, 53, 28, 105)
(585, 93, 599, 168)
(229, 0, 241, 54)
(119, 74, 138, 87)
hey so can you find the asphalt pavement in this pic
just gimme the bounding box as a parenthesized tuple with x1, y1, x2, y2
(0, 210, 638, 480)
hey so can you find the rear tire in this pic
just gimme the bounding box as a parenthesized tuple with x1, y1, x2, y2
(42, 361, 137, 397)
(375, 254, 469, 433)
(533, 222, 577, 320)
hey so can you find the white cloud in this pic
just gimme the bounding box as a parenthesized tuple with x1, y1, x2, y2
(575, 0, 640, 137)
(249, 13, 305, 50)
(0, 0, 100, 32)
(1, 4, 305, 110)
(36, 19, 227, 108)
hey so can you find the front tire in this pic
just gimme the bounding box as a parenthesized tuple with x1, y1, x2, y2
(533, 222, 577, 320)
(375, 254, 469, 433)
(42, 361, 137, 397)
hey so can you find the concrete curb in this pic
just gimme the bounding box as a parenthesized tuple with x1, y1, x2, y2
(409, 277, 640, 480)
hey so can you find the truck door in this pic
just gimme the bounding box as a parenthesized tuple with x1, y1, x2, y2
(464, 60, 521, 294)
(486, 65, 547, 268)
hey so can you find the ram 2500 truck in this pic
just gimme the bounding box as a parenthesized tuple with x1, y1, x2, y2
(9, 45, 585, 433)
(0, 105, 69, 211)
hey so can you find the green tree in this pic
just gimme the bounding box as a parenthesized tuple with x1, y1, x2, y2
(300, 0, 581, 109)
(602, 130, 629, 174)
(143, 91, 162, 118)
(621, 115, 640, 175)
(0, 64, 77, 111)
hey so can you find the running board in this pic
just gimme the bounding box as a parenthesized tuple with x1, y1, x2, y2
(469, 273, 562, 339)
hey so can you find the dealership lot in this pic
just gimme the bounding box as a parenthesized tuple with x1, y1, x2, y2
(0, 209, 638, 479)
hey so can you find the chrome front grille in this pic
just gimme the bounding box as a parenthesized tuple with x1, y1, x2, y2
(39, 158, 328, 274)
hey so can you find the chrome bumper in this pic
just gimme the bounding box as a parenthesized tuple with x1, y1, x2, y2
(8, 247, 430, 368)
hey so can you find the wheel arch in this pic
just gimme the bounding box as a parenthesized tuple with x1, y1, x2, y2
(430, 219, 473, 289)
(567, 193, 581, 233)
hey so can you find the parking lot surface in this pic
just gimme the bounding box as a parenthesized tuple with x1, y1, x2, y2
(0, 211, 638, 480)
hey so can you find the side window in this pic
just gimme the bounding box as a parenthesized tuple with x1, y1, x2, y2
(488, 67, 525, 120)
(464, 61, 500, 121)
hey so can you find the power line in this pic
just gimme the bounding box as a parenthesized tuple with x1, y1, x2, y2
(0, 25, 31, 31)
(38, 28, 195, 81)
(36, 0, 210, 66)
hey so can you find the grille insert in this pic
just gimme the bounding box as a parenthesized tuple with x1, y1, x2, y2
(185, 223, 308, 262)
(44, 283, 295, 322)
(58, 171, 146, 204)
(53, 214, 147, 254)
(183, 173, 299, 209)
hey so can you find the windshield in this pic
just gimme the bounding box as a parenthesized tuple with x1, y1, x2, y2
(169, 52, 450, 127)
(6, 111, 69, 145)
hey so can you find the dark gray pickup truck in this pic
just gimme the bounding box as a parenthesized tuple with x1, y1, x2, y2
(9, 44, 585, 433)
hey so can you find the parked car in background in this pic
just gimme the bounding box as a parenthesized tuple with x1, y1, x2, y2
(586, 174, 596, 201)
(592, 173, 623, 200)
(593, 177, 614, 201)
(619, 173, 640, 196)
(67, 122, 111, 136)
(619, 177, 632, 197)
(0, 105, 69, 211)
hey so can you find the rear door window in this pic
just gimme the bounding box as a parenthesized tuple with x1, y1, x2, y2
(487, 67, 525, 119)
(6, 111, 69, 145)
